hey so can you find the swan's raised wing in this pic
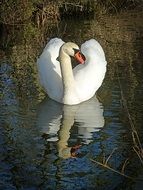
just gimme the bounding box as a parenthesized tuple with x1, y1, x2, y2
(37, 38, 64, 80)
(81, 39, 106, 59)
(37, 38, 65, 101)
(73, 39, 107, 101)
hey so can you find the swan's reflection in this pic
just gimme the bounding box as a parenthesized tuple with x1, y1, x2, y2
(37, 96, 105, 158)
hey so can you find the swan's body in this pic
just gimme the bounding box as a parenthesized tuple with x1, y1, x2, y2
(37, 38, 107, 105)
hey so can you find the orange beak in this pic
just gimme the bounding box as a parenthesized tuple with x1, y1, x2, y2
(74, 51, 86, 64)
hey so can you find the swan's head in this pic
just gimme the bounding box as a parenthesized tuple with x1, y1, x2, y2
(61, 42, 79, 56)
(61, 42, 85, 64)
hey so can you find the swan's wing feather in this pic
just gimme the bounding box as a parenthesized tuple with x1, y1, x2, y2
(81, 39, 105, 58)
(43, 38, 64, 57)
(37, 38, 65, 100)
(73, 39, 107, 100)
(38, 38, 64, 72)
(74, 39, 106, 75)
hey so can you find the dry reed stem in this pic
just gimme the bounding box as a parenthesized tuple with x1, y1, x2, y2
(90, 150, 143, 181)
(121, 158, 130, 174)
(90, 158, 135, 180)
(133, 147, 143, 165)
(116, 65, 143, 164)
(104, 148, 117, 165)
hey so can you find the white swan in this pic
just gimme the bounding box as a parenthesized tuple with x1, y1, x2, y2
(37, 38, 107, 105)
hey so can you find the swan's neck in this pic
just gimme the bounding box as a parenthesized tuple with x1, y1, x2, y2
(60, 50, 75, 97)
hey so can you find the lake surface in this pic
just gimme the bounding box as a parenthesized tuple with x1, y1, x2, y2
(0, 10, 143, 190)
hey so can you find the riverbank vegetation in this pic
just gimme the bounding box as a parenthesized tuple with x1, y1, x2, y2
(0, 0, 142, 50)
(0, 0, 142, 26)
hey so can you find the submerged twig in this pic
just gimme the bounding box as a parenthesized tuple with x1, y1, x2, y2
(133, 147, 143, 165)
(116, 65, 143, 164)
(91, 157, 143, 181)
(90, 158, 135, 180)
(104, 148, 117, 165)
(121, 158, 130, 174)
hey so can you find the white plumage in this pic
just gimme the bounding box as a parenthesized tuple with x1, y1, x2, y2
(37, 38, 107, 105)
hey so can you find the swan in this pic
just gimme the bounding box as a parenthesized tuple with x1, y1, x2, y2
(37, 38, 107, 105)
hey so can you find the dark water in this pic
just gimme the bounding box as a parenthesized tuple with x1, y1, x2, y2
(0, 10, 143, 190)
